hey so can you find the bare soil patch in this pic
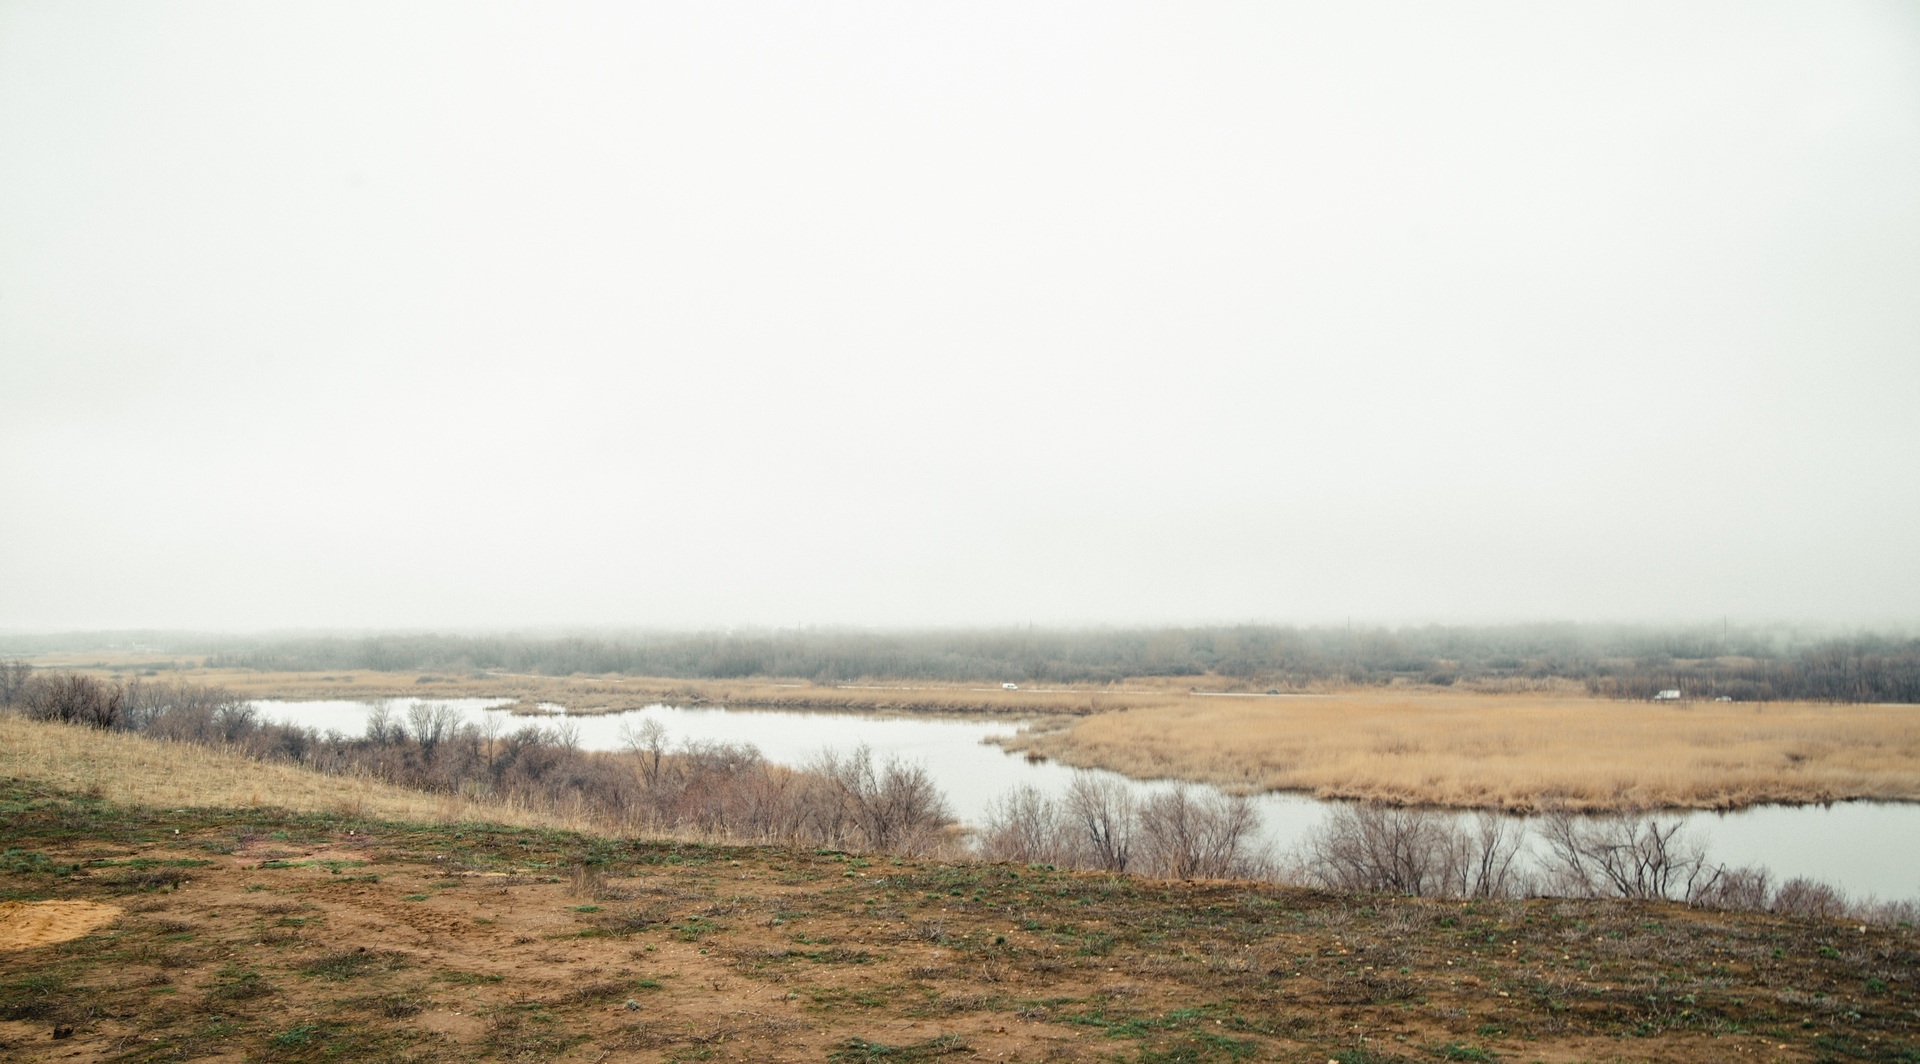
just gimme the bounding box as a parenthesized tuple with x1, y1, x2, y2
(0, 901, 122, 952)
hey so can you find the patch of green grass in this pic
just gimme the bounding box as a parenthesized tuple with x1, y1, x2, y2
(269, 1021, 322, 1047)
(0, 973, 64, 1021)
(484, 1003, 587, 1059)
(829, 1033, 972, 1061)
(299, 950, 406, 981)
(674, 916, 718, 941)
(1, 848, 55, 874)
(207, 966, 276, 1002)
(1807, 1032, 1920, 1062)
(1431, 1043, 1494, 1062)
(1138, 1032, 1260, 1063)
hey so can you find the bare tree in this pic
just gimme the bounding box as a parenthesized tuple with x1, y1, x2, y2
(620, 717, 670, 791)
(1539, 809, 1710, 901)
(819, 745, 954, 856)
(476, 710, 505, 770)
(1136, 786, 1262, 879)
(1301, 804, 1453, 895)
(1297, 805, 1529, 898)
(1690, 864, 1774, 911)
(363, 702, 402, 744)
(1457, 812, 1527, 898)
(405, 701, 461, 758)
(551, 717, 582, 754)
(1064, 771, 1135, 873)
(979, 785, 1068, 864)
(1771, 876, 1847, 918)
(211, 698, 258, 742)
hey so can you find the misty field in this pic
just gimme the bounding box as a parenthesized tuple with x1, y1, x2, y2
(999, 690, 1920, 812)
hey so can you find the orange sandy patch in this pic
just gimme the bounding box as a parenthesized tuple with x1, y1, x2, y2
(0, 900, 122, 952)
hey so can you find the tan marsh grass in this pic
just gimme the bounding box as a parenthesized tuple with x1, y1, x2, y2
(0, 715, 582, 831)
(995, 689, 1920, 812)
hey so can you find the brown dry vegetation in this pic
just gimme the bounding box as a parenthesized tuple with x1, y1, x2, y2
(997, 689, 1920, 812)
(0, 715, 572, 834)
(29, 655, 1920, 813)
(4, 784, 1916, 1062)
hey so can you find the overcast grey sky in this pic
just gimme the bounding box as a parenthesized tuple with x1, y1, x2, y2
(2, 2, 1917, 632)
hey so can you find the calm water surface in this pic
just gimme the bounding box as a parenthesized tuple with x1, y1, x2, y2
(256, 698, 1920, 902)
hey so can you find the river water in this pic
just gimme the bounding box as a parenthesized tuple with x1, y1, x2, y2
(254, 697, 1920, 903)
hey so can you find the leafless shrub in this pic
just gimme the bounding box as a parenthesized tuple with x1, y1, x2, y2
(909, 920, 947, 942)
(813, 745, 955, 856)
(1296, 805, 1528, 899)
(1688, 865, 1773, 911)
(1854, 897, 1920, 926)
(20, 673, 123, 729)
(1540, 809, 1713, 901)
(592, 906, 669, 935)
(404, 701, 462, 757)
(1135, 786, 1263, 879)
(141, 685, 258, 743)
(1299, 805, 1458, 896)
(1772, 877, 1847, 919)
(620, 717, 670, 790)
(1459, 811, 1527, 897)
(363, 702, 402, 744)
(1065, 772, 1135, 873)
(978, 785, 1070, 865)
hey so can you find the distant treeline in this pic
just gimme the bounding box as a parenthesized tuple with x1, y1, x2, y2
(8, 624, 1920, 702)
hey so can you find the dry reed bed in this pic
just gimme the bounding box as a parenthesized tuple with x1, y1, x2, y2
(999, 690, 1920, 812)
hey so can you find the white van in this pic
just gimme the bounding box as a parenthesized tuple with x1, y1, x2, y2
(1002, 682, 1019, 690)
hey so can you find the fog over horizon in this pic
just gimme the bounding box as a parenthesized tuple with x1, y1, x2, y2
(4, 2, 1918, 633)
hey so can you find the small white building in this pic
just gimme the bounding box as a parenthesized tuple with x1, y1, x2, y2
(1653, 689, 1682, 701)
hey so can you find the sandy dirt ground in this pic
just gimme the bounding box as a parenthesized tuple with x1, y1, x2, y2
(0, 902, 123, 952)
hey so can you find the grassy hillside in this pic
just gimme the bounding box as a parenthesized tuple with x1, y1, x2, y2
(1, 725, 1916, 1062)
